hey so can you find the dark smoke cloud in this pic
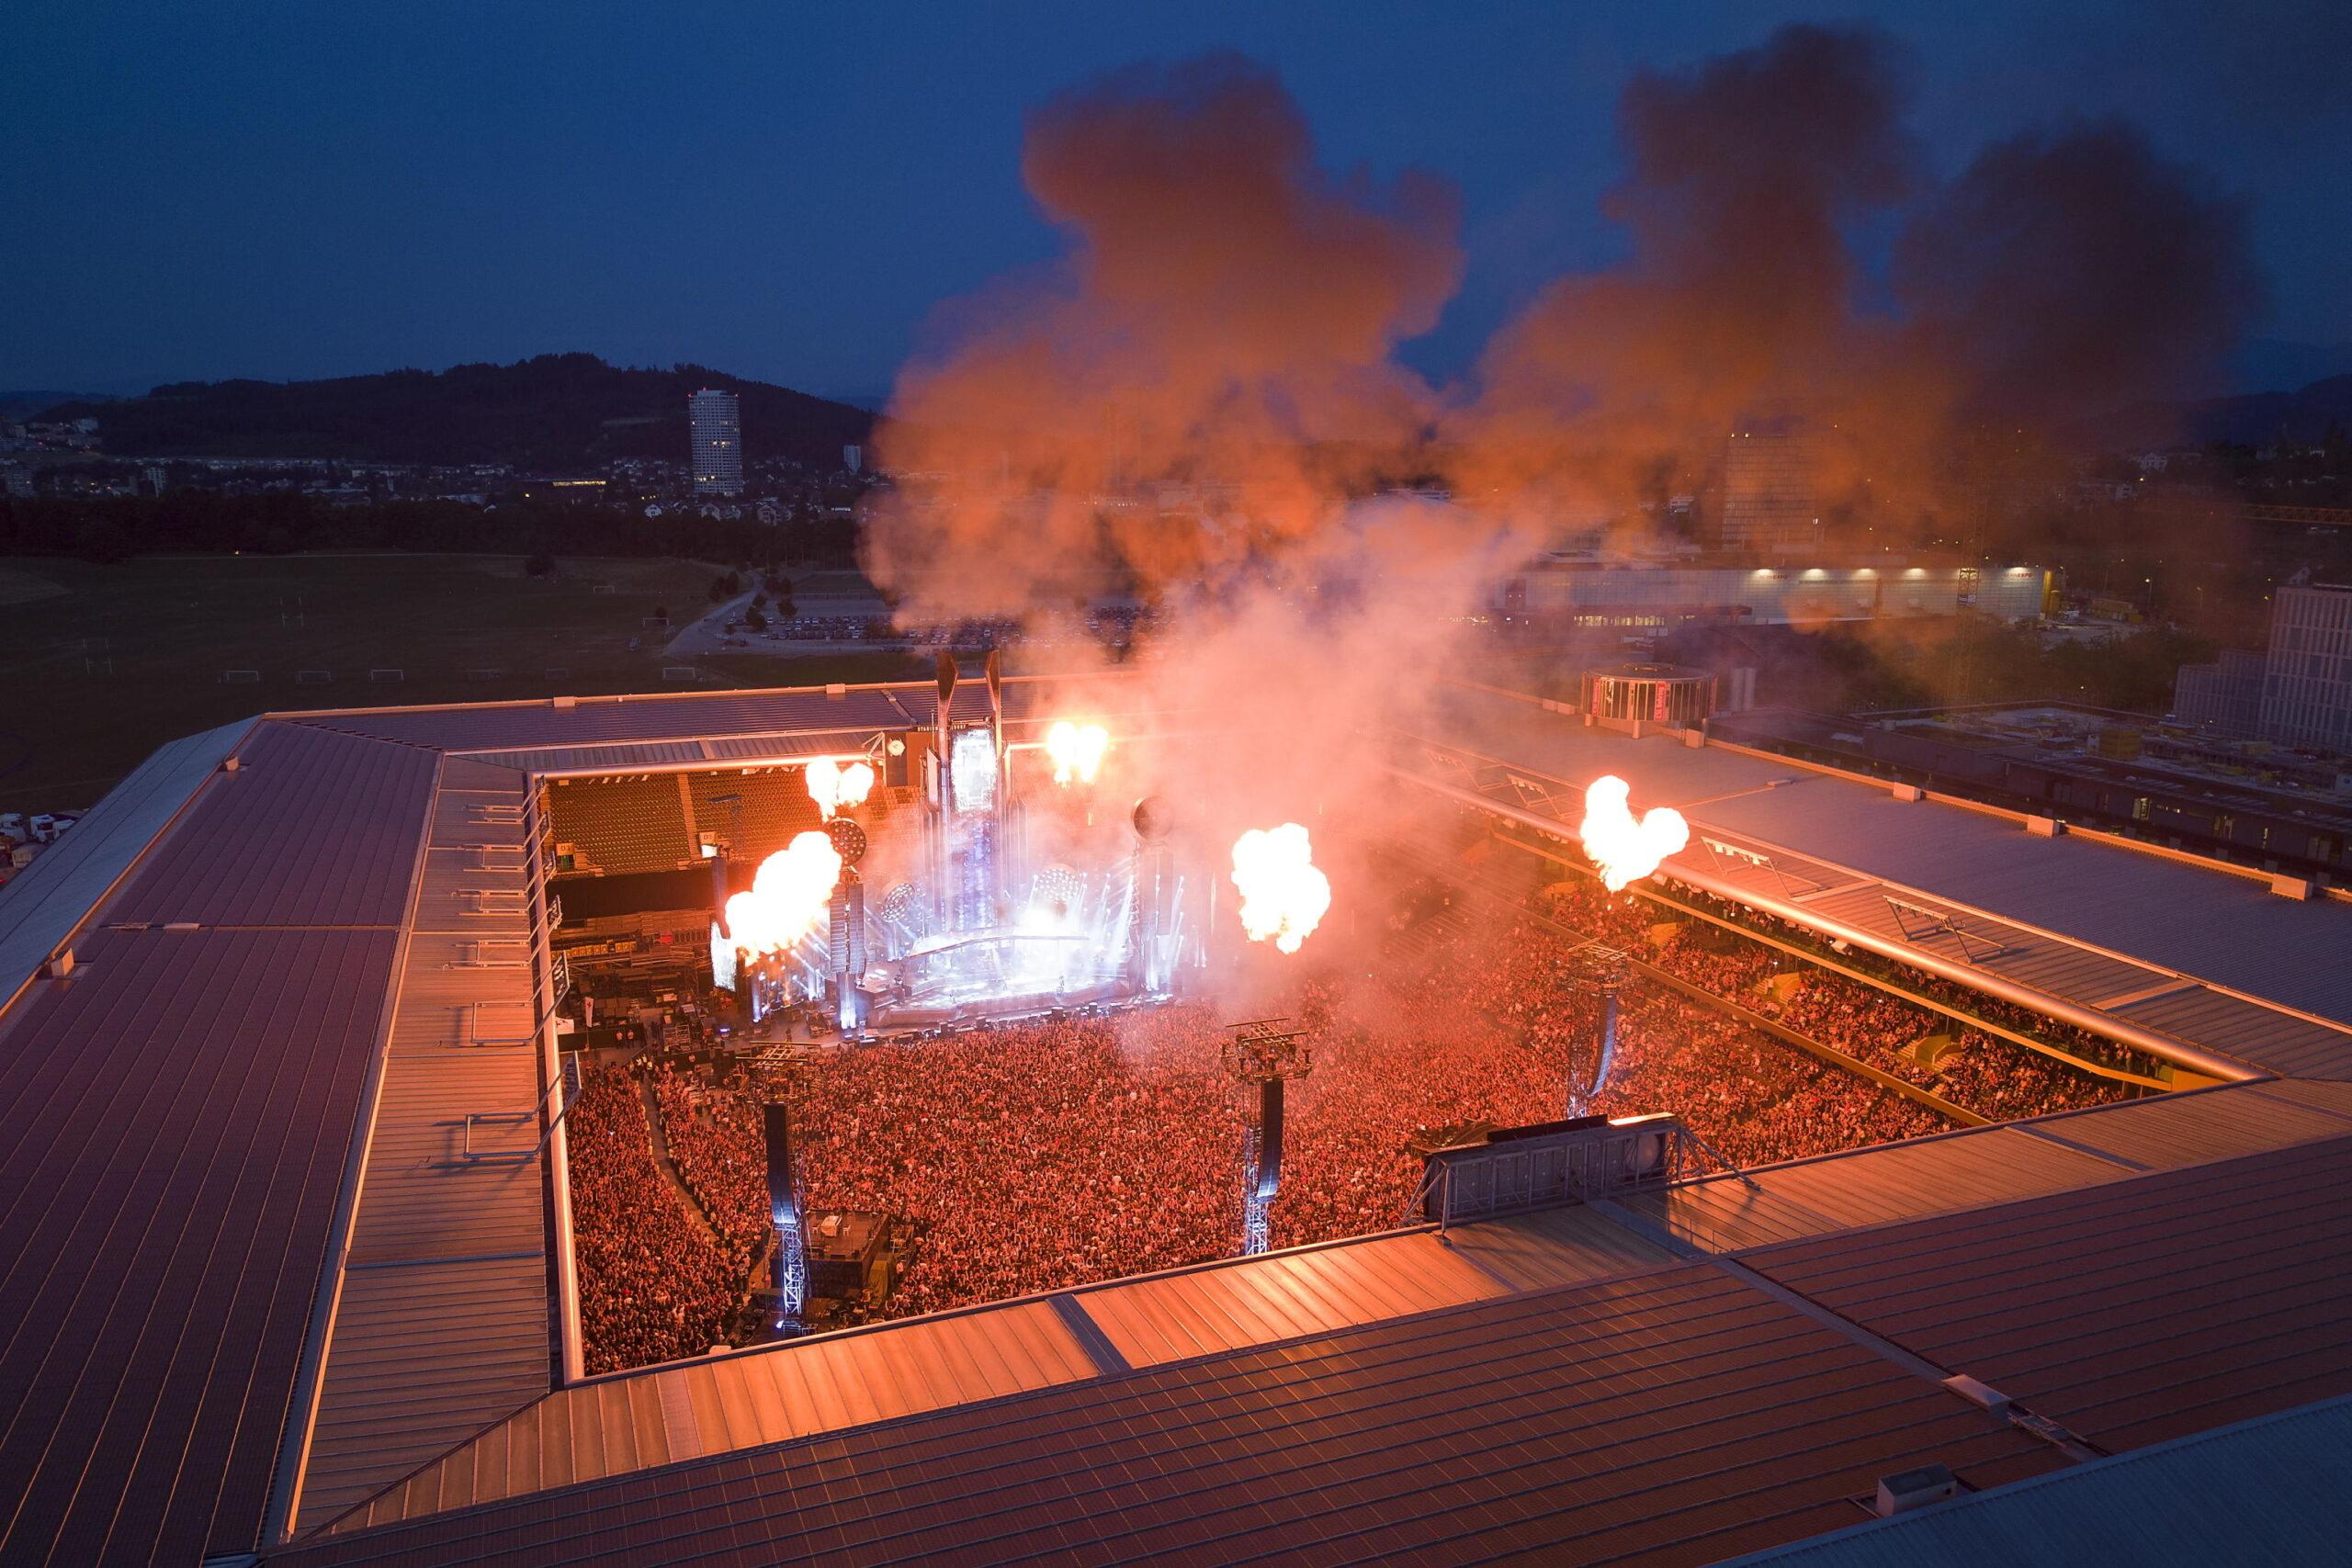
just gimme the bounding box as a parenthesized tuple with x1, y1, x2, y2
(1453, 26, 2265, 531)
(850, 27, 2269, 994)
(1454, 25, 1921, 519)
(868, 52, 1462, 621)
(865, 24, 2267, 663)
(1892, 119, 2266, 427)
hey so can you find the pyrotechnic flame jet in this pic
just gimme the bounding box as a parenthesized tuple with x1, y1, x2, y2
(1045, 719, 1110, 784)
(805, 757, 876, 819)
(1230, 823, 1332, 954)
(720, 830, 843, 955)
(1578, 775, 1690, 892)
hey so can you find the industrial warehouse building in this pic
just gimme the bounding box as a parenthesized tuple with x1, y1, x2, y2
(1494, 559, 2052, 629)
(2, 676, 2350, 1565)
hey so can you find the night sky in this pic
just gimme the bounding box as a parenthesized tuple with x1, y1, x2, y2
(5, 0, 2346, 401)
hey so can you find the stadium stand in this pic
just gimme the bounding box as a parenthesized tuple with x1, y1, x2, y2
(684, 764, 826, 864)
(546, 773, 693, 874)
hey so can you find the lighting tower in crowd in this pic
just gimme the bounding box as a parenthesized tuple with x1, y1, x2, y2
(1225, 1018, 1313, 1256)
(753, 1060, 809, 1337)
(689, 387, 744, 496)
(1566, 945, 1632, 1116)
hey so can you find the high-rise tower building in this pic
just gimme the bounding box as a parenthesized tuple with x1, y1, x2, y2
(1717, 417, 1821, 558)
(689, 388, 744, 496)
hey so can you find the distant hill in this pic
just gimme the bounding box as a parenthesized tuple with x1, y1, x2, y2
(2067, 374, 2352, 454)
(28, 354, 875, 468)
(2, 390, 116, 423)
(2233, 337, 2352, 396)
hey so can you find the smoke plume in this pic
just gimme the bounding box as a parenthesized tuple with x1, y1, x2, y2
(1457, 25, 1920, 519)
(868, 51, 1464, 621)
(858, 31, 2267, 987)
(1891, 119, 2264, 428)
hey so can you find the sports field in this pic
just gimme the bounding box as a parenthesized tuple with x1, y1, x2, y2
(0, 553, 914, 814)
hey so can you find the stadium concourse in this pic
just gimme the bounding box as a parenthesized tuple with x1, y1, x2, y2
(2, 677, 2351, 1565)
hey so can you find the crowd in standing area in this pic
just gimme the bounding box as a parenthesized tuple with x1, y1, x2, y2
(565, 1066, 740, 1374)
(573, 884, 2148, 1371)
(1535, 878, 2142, 1120)
(576, 915, 1958, 1365)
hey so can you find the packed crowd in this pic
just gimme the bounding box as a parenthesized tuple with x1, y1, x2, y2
(648, 1061, 770, 1265)
(1609, 881, 2165, 1082)
(565, 1066, 741, 1374)
(572, 874, 2158, 1368)
(1535, 878, 2143, 1120)
(575, 911, 1973, 1370)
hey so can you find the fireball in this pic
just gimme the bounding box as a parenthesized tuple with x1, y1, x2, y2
(1230, 823, 1331, 954)
(720, 829, 843, 954)
(1578, 774, 1689, 892)
(1045, 719, 1110, 784)
(806, 757, 876, 819)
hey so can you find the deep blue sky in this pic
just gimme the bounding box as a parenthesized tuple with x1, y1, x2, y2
(4, 1, 2346, 401)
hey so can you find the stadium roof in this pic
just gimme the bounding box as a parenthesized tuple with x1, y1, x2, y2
(1726, 1393, 2352, 1567)
(1409, 682, 2352, 1082)
(266, 1082, 2352, 1566)
(6, 674, 2352, 1565)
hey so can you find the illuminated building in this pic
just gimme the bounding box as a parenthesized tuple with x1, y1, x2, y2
(689, 386, 744, 495)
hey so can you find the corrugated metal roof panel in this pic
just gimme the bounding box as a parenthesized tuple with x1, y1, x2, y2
(297, 689, 913, 752)
(466, 729, 890, 774)
(2017, 1080, 2352, 1169)
(288, 756, 555, 1538)
(107, 721, 438, 928)
(294, 1257, 550, 1533)
(1414, 1203, 1675, 1292)
(413, 849, 529, 932)
(1622, 1124, 2132, 1252)
(698, 728, 885, 762)
(1435, 686, 2352, 1034)
(2111, 987, 2352, 1079)
(0, 925, 398, 1566)
(336, 1298, 1096, 1533)
(1076, 1230, 1506, 1368)
(469, 739, 717, 773)
(1728, 1392, 2352, 1568)
(430, 788, 532, 850)
(1747, 1134, 2352, 1453)
(0, 716, 249, 997)
(387, 934, 535, 1053)
(433, 758, 530, 795)
(275, 1264, 2058, 1568)
(2242, 1076, 2352, 1117)
(342, 1048, 546, 1265)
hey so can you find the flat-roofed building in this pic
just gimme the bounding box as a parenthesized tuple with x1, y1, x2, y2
(2260, 583, 2352, 751)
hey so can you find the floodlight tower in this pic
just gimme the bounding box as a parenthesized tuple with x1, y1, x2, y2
(1225, 1019, 1313, 1256)
(1566, 945, 1632, 1117)
(761, 1092, 808, 1335)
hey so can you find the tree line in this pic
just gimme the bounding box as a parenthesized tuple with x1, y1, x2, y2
(0, 491, 863, 568)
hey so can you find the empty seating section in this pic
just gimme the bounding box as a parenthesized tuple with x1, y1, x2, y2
(548, 775, 693, 874)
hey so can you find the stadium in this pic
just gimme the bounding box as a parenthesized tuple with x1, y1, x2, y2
(4, 668, 2352, 1567)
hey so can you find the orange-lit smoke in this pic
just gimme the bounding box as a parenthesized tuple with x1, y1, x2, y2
(1230, 824, 1331, 954)
(1578, 775, 1690, 893)
(866, 51, 1463, 623)
(806, 758, 875, 820)
(720, 830, 842, 955)
(1045, 720, 1110, 784)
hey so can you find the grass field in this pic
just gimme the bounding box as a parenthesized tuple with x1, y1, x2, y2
(0, 553, 920, 814)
